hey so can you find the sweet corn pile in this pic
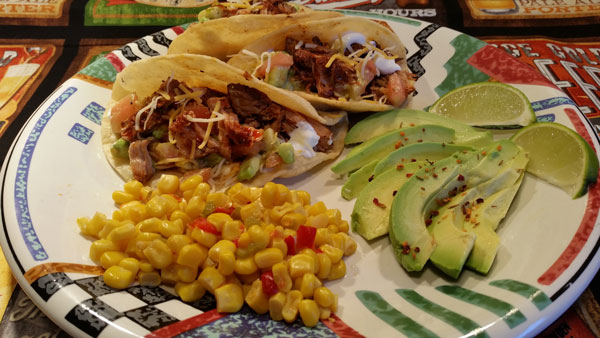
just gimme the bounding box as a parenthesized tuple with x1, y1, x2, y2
(77, 174, 357, 327)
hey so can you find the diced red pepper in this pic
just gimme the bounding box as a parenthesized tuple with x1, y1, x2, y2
(214, 206, 235, 215)
(296, 225, 317, 250)
(233, 238, 239, 247)
(261, 271, 278, 296)
(189, 217, 220, 235)
(284, 235, 296, 256)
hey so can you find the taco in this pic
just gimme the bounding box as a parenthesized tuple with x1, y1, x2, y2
(227, 16, 417, 112)
(167, 0, 342, 60)
(102, 54, 347, 189)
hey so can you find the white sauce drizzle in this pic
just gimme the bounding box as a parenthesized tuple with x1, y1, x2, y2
(288, 121, 320, 159)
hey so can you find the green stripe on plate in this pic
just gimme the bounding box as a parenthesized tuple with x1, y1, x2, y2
(355, 290, 439, 337)
(489, 279, 552, 311)
(396, 289, 489, 338)
(436, 285, 526, 329)
(331, 10, 421, 26)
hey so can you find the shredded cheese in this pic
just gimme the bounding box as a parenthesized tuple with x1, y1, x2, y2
(240, 49, 259, 60)
(156, 157, 188, 165)
(197, 100, 221, 150)
(189, 139, 197, 159)
(135, 96, 161, 131)
(325, 54, 357, 68)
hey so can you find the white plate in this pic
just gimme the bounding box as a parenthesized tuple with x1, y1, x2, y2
(1, 11, 599, 338)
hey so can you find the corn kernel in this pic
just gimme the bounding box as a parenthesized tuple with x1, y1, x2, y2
(339, 233, 357, 256)
(338, 220, 349, 233)
(218, 250, 236, 276)
(248, 225, 269, 250)
(215, 283, 244, 313)
(139, 260, 154, 272)
(281, 213, 306, 229)
(237, 232, 251, 249)
(299, 299, 320, 327)
(320, 306, 331, 320)
(254, 248, 283, 269)
(180, 175, 203, 192)
(82, 212, 107, 237)
(185, 196, 206, 219)
(208, 240, 237, 262)
(307, 213, 329, 228)
(124, 180, 143, 197)
(202, 256, 217, 269)
(157, 174, 179, 194)
(104, 266, 134, 289)
(316, 253, 332, 280)
(222, 220, 244, 241)
(177, 243, 208, 269)
(260, 182, 290, 208)
(328, 260, 346, 280)
(167, 234, 193, 254)
(269, 202, 294, 224)
(159, 219, 184, 238)
(238, 271, 260, 285)
(138, 270, 161, 286)
(270, 238, 287, 258)
(331, 294, 339, 313)
(307, 201, 327, 216)
(193, 182, 211, 199)
(206, 192, 231, 209)
(120, 201, 148, 223)
(234, 256, 258, 275)
(108, 222, 137, 242)
(207, 213, 233, 233)
(89, 239, 119, 263)
(175, 280, 206, 302)
(143, 239, 173, 269)
(112, 190, 135, 205)
(140, 186, 152, 202)
(161, 264, 179, 285)
(245, 279, 269, 314)
(190, 227, 218, 248)
(282, 290, 303, 323)
(100, 251, 128, 269)
(177, 264, 198, 283)
(300, 248, 319, 274)
(313, 286, 334, 308)
(98, 219, 121, 239)
(119, 257, 140, 276)
(299, 273, 322, 299)
(226, 182, 253, 205)
(269, 292, 287, 321)
(289, 254, 315, 279)
(240, 202, 263, 224)
(320, 244, 343, 264)
(137, 217, 161, 233)
(146, 195, 169, 218)
(170, 210, 191, 226)
(272, 262, 292, 292)
(198, 267, 225, 294)
(330, 233, 345, 251)
(314, 228, 331, 248)
(326, 209, 341, 226)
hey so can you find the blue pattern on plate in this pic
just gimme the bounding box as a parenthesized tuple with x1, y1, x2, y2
(537, 114, 556, 122)
(14, 86, 77, 261)
(68, 123, 94, 144)
(175, 306, 338, 338)
(80, 102, 105, 125)
(531, 97, 576, 112)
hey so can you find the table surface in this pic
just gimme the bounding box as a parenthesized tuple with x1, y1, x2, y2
(1, 1, 600, 337)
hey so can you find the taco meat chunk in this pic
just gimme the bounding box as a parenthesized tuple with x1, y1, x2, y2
(111, 79, 335, 183)
(212, 0, 299, 17)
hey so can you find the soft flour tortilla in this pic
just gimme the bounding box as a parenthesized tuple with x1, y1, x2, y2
(103, 54, 347, 189)
(227, 16, 411, 112)
(167, 10, 343, 60)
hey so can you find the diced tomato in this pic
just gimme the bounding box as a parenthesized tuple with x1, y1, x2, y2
(214, 206, 235, 215)
(256, 52, 294, 78)
(284, 235, 296, 256)
(110, 94, 139, 133)
(260, 271, 279, 296)
(296, 225, 317, 250)
(189, 217, 220, 234)
(385, 72, 407, 107)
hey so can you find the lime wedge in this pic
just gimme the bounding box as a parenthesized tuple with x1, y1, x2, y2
(510, 122, 599, 198)
(429, 82, 536, 129)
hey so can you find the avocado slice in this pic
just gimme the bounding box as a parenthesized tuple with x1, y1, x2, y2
(345, 109, 475, 145)
(389, 140, 523, 273)
(352, 161, 428, 240)
(341, 160, 380, 201)
(373, 142, 474, 176)
(332, 124, 455, 175)
(389, 151, 480, 272)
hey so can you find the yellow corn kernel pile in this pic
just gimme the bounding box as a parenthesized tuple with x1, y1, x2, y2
(77, 175, 357, 327)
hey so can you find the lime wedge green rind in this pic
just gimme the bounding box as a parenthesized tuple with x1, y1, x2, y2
(396, 289, 490, 338)
(355, 290, 439, 337)
(510, 122, 599, 198)
(436, 285, 527, 329)
(489, 279, 552, 311)
(434, 34, 489, 98)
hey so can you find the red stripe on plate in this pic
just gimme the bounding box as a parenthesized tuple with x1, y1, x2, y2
(105, 52, 126, 72)
(537, 108, 600, 285)
(467, 45, 555, 88)
(145, 309, 226, 338)
(322, 313, 366, 338)
(172, 26, 185, 35)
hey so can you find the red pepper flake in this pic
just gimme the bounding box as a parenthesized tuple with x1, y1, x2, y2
(393, 190, 398, 196)
(441, 143, 446, 147)
(442, 167, 447, 171)
(457, 174, 465, 181)
(417, 139, 423, 143)
(497, 145, 502, 151)
(406, 173, 413, 178)
(260, 271, 279, 296)
(430, 210, 439, 217)
(425, 219, 432, 226)
(481, 151, 487, 156)
(396, 164, 404, 170)
(284, 235, 296, 255)
(395, 140, 404, 149)
(400, 131, 405, 136)
(296, 225, 317, 250)
(368, 175, 374, 182)
(373, 198, 386, 208)
(410, 158, 417, 162)
(460, 184, 467, 192)
(476, 198, 484, 204)
(401, 241, 411, 255)
(432, 173, 438, 178)
(196, 221, 220, 235)
(448, 187, 458, 197)
(456, 159, 462, 164)
(414, 247, 420, 253)
(410, 123, 415, 126)
(404, 137, 409, 141)
(424, 168, 430, 172)
(420, 187, 425, 191)
(214, 206, 235, 215)
(498, 160, 504, 166)
(416, 175, 424, 181)
(422, 128, 426, 132)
